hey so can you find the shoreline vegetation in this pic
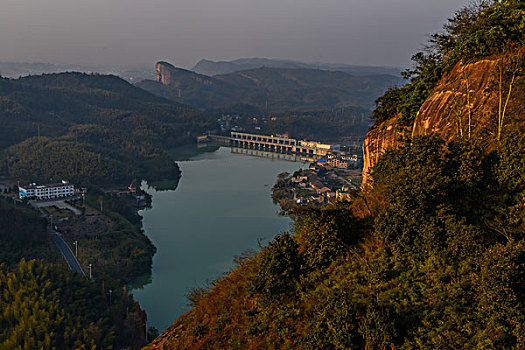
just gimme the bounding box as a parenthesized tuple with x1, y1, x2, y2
(0, 189, 158, 348)
(0, 72, 212, 348)
(0, 162, 186, 347)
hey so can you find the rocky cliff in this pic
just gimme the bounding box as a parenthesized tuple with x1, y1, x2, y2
(155, 61, 217, 87)
(155, 61, 175, 85)
(412, 59, 497, 140)
(362, 59, 500, 188)
(361, 116, 403, 187)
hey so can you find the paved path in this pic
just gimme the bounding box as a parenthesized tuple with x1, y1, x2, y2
(47, 226, 85, 276)
(32, 199, 82, 215)
(29, 199, 85, 276)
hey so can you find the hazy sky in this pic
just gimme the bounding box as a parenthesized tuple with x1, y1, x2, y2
(1, 0, 468, 70)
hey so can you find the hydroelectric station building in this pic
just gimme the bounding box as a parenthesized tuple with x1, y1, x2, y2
(230, 132, 339, 157)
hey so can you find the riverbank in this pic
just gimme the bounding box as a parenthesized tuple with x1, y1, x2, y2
(0, 193, 153, 348)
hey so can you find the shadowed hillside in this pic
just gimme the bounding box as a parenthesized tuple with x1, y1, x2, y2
(137, 62, 402, 111)
(0, 72, 214, 185)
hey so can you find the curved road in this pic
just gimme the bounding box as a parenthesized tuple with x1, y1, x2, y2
(48, 226, 85, 276)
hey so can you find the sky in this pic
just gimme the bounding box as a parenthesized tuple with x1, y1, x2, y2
(0, 0, 468, 70)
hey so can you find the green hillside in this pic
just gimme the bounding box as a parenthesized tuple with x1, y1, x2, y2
(0, 197, 56, 265)
(0, 72, 214, 185)
(0, 259, 148, 349)
(0, 73, 206, 349)
(0, 196, 150, 349)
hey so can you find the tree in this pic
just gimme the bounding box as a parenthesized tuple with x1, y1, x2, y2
(250, 233, 302, 297)
(494, 45, 524, 140)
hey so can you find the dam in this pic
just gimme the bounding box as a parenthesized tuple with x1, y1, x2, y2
(204, 131, 340, 160)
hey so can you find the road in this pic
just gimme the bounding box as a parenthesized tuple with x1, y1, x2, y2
(48, 226, 85, 276)
(29, 199, 86, 276)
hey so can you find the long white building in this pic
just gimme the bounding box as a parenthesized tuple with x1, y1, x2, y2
(19, 180, 75, 200)
(230, 132, 340, 157)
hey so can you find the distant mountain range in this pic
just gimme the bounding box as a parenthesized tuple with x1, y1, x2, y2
(0, 62, 155, 82)
(0, 62, 95, 77)
(137, 61, 403, 111)
(0, 57, 402, 87)
(192, 58, 402, 77)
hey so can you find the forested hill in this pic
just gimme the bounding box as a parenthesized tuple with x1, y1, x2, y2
(0, 72, 214, 185)
(137, 63, 401, 111)
(146, 1, 525, 349)
(0, 73, 211, 348)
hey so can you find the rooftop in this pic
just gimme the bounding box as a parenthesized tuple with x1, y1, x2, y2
(20, 182, 73, 190)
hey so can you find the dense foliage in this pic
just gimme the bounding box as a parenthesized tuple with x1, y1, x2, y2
(0, 198, 57, 265)
(373, 0, 525, 125)
(0, 259, 147, 349)
(6, 138, 137, 185)
(0, 72, 214, 185)
(0, 197, 150, 349)
(148, 130, 525, 349)
(264, 107, 371, 143)
(373, 52, 442, 126)
(434, 0, 525, 64)
(67, 191, 156, 284)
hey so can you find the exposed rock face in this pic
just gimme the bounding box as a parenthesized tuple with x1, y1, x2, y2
(412, 59, 497, 141)
(361, 116, 403, 188)
(155, 61, 176, 85)
(361, 59, 498, 189)
(155, 61, 217, 89)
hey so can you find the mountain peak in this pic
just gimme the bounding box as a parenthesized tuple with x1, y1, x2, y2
(155, 61, 177, 84)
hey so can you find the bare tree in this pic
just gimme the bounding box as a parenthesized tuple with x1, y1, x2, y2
(494, 45, 524, 141)
(463, 69, 473, 139)
(454, 66, 473, 139)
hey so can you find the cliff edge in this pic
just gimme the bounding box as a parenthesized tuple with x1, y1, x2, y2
(362, 57, 514, 188)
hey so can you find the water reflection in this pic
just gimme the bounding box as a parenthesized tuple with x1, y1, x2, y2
(132, 147, 304, 332)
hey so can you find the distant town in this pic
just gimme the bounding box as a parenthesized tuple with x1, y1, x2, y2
(272, 160, 360, 209)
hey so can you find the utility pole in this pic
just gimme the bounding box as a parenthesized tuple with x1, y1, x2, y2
(73, 240, 78, 257)
(89, 263, 92, 279)
(108, 289, 113, 305)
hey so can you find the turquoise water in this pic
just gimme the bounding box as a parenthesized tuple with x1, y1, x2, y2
(132, 147, 304, 332)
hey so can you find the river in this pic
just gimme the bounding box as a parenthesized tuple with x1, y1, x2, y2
(132, 146, 305, 332)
